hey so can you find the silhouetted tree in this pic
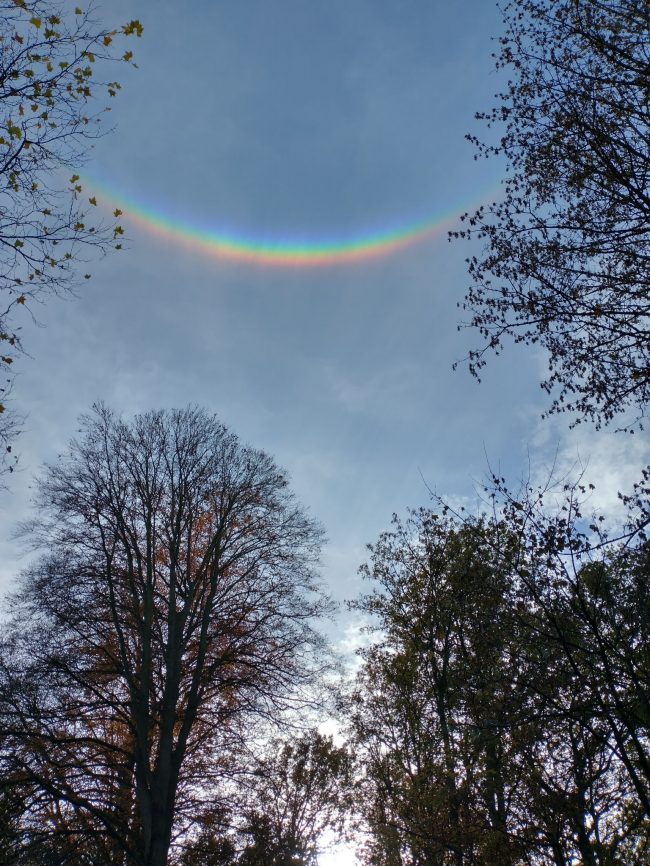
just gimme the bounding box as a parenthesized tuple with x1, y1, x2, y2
(455, 0, 650, 429)
(348, 503, 649, 865)
(0, 405, 331, 866)
(238, 731, 353, 866)
(177, 731, 353, 866)
(484, 473, 650, 828)
(348, 512, 523, 866)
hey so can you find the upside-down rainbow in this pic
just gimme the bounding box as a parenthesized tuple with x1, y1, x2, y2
(85, 179, 482, 268)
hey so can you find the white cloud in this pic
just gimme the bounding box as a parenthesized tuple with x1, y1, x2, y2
(528, 414, 649, 525)
(322, 360, 421, 419)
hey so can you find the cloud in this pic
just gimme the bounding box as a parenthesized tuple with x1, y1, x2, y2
(321, 360, 421, 419)
(527, 413, 649, 525)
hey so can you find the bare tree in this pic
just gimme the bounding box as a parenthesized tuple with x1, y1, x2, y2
(0, 405, 332, 866)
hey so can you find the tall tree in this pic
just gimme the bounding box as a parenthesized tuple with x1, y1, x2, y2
(0, 405, 331, 866)
(460, 475, 650, 863)
(348, 504, 649, 865)
(348, 511, 523, 866)
(0, 1, 142, 476)
(454, 0, 650, 429)
(486, 475, 650, 828)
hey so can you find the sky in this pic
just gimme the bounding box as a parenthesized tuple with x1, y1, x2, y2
(1, 2, 648, 862)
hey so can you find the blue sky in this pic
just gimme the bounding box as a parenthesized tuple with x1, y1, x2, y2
(3, 3, 648, 861)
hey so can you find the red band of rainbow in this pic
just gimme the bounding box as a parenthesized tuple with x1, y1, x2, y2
(86, 178, 492, 268)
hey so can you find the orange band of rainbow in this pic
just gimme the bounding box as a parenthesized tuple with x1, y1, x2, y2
(86, 178, 490, 268)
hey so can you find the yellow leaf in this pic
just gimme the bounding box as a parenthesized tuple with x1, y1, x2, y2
(88, 196, 96, 205)
(122, 20, 143, 37)
(113, 208, 122, 217)
(16, 295, 25, 304)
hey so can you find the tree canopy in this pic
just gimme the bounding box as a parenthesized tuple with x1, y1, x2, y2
(237, 731, 353, 866)
(0, 405, 332, 866)
(455, 0, 650, 429)
(348, 502, 650, 865)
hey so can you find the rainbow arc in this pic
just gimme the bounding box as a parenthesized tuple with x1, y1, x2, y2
(86, 180, 479, 268)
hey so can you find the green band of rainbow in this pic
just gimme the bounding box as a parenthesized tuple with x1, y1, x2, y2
(86, 179, 485, 268)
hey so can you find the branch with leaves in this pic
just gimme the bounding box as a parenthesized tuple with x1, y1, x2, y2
(0, 0, 142, 478)
(454, 0, 650, 430)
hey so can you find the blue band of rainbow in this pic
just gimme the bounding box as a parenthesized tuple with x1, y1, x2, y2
(85, 178, 489, 268)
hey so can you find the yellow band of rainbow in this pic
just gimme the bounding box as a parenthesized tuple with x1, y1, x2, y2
(86, 178, 488, 268)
